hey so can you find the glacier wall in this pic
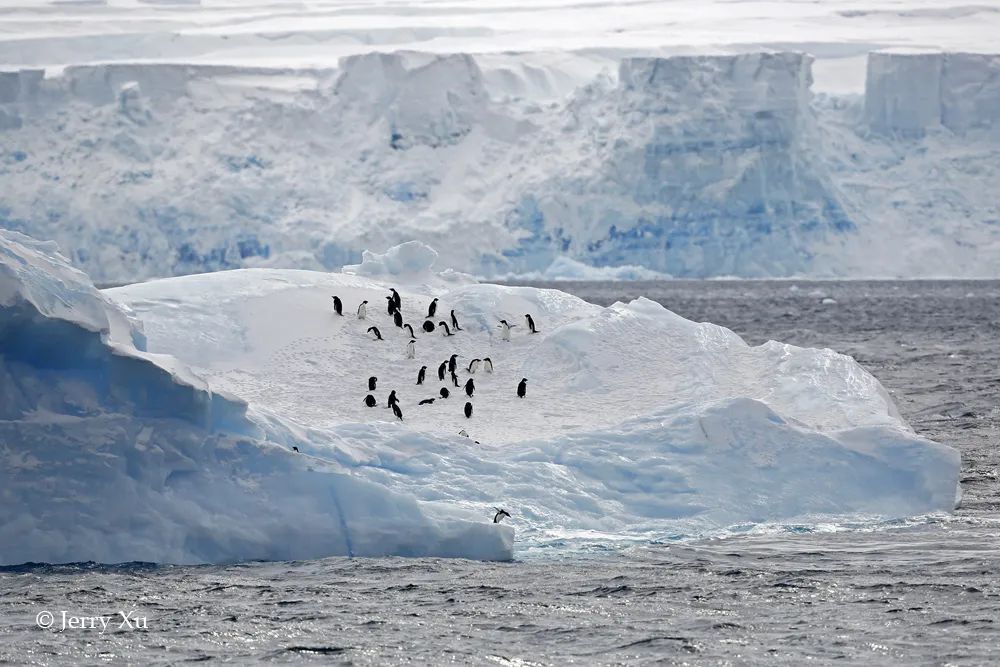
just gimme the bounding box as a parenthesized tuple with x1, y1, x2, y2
(865, 52, 1000, 134)
(0, 50, 999, 281)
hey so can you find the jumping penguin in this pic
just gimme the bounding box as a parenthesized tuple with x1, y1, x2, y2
(332, 296, 343, 316)
(426, 298, 439, 318)
(417, 366, 427, 385)
(525, 313, 538, 334)
(517, 378, 527, 398)
(406, 339, 416, 359)
(367, 326, 383, 341)
(493, 508, 511, 524)
(450, 309, 462, 331)
(357, 300, 368, 320)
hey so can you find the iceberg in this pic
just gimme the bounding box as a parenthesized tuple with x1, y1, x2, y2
(0, 234, 961, 564)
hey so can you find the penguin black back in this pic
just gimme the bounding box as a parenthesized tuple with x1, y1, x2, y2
(525, 313, 538, 333)
(451, 371, 460, 387)
(417, 366, 427, 385)
(439, 321, 454, 336)
(464, 402, 473, 419)
(393, 310, 403, 328)
(387, 390, 398, 407)
(440, 387, 450, 399)
(427, 298, 439, 318)
(517, 378, 527, 398)
(368, 376, 377, 391)
(364, 394, 377, 407)
(404, 323, 416, 338)
(367, 326, 383, 340)
(464, 378, 475, 397)
(419, 398, 435, 405)
(392, 403, 403, 421)
(450, 309, 462, 331)
(423, 320, 435, 333)
(332, 296, 343, 315)
(448, 354, 458, 373)
(390, 288, 401, 310)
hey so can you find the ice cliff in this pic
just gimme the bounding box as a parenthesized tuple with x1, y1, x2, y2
(0, 49, 998, 280)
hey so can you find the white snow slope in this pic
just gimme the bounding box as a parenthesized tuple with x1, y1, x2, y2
(1, 1, 1000, 281)
(0, 231, 513, 565)
(96, 240, 957, 560)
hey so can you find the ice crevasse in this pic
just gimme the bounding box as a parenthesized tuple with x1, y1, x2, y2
(0, 234, 960, 565)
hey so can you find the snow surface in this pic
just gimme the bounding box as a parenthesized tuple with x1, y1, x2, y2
(98, 240, 961, 559)
(0, 231, 513, 565)
(1, 2, 999, 281)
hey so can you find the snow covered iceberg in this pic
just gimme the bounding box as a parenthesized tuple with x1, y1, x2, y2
(105, 240, 961, 554)
(0, 231, 512, 565)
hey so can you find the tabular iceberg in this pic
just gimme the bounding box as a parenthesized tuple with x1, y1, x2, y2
(0, 233, 961, 564)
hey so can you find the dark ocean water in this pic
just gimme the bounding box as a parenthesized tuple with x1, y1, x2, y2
(2, 280, 998, 665)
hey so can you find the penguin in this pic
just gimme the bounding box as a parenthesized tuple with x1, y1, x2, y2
(386, 296, 397, 316)
(406, 339, 416, 359)
(422, 320, 435, 333)
(448, 354, 458, 374)
(450, 309, 462, 331)
(416, 366, 427, 385)
(517, 378, 527, 398)
(368, 376, 377, 391)
(357, 300, 368, 320)
(467, 358, 481, 373)
(426, 298, 439, 318)
(392, 403, 403, 421)
(393, 310, 403, 328)
(439, 321, 455, 336)
(493, 508, 511, 524)
(440, 387, 450, 399)
(403, 323, 417, 339)
(464, 378, 475, 398)
(387, 390, 398, 408)
(292, 446, 299, 453)
(498, 319, 513, 342)
(419, 398, 435, 405)
(451, 370, 460, 388)
(364, 394, 377, 407)
(438, 361, 448, 381)
(464, 401, 473, 419)
(367, 326, 383, 341)
(483, 357, 494, 373)
(525, 313, 538, 334)
(390, 288, 401, 311)
(331, 296, 343, 316)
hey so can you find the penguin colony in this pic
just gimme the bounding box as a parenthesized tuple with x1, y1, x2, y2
(330, 288, 532, 526)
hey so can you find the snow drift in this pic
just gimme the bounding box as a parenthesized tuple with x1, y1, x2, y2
(1, 49, 999, 282)
(102, 239, 960, 556)
(0, 231, 512, 565)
